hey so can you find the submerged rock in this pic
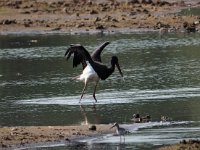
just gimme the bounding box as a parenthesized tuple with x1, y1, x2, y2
(0, 19, 17, 25)
(95, 24, 105, 30)
(183, 21, 196, 32)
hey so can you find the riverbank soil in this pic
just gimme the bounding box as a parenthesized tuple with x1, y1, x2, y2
(0, 125, 200, 149)
(0, 125, 114, 149)
(0, 0, 200, 33)
(158, 139, 200, 150)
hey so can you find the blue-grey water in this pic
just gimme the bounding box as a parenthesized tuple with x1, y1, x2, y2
(1, 32, 200, 149)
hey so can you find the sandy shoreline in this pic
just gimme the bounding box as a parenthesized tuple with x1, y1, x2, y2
(0, 125, 200, 149)
(0, 124, 115, 149)
(0, 0, 200, 34)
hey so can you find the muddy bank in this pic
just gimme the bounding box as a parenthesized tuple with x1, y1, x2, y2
(158, 139, 200, 150)
(0, 0, 200, 34)
(0, 124, 114, 149)
(0, 125, 200, 149)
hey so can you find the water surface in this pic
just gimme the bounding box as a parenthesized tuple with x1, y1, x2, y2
(0, 32, 200, 149)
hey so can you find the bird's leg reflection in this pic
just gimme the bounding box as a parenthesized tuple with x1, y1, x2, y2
(80, 105, 88, 125)
(79, 104, 99, 125)
(116, 143, 125, 150)
(119, 135, 125, 143)
(92, 103, 96, 112)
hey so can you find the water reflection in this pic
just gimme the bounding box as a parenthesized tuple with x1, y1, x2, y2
(1, 32, 200, 149)
(79, 105, 100, 125)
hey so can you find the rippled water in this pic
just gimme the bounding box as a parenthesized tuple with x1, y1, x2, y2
(0, 32, 200, 149)
(179, 7, 200, 16)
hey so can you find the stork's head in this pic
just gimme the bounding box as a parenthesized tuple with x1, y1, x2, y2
(110, 122, 119, 129)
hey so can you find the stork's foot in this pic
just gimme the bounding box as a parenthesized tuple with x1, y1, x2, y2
(79, 97, 83, 103)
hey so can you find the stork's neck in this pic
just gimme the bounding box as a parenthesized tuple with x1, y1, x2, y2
(111, 61, 115, 70)
(90, 59, 117, 80)
(107, 62, 115, 77)
(115, 124, 120, 129)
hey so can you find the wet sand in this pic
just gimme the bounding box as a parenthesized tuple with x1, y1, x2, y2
(158, 139, 200, 150)
(0, 125, 200, 149)
(0, 0, 200, 34)
(0, 124, 115, 149)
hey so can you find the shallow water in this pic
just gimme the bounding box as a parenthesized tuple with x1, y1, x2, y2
(179, 7, 200, 16)
(0, 32, 200, 149)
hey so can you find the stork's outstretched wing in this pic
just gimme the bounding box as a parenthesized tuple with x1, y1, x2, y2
(65, 42, 110, 69)
(91, 41, 110, 62)
(65, 44, 92, 69)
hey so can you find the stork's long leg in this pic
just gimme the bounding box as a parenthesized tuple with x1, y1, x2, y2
(93, 80, 99, 102)
(80, 81, 88, 103)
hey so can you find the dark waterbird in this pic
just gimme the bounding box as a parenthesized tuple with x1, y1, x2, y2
(111, 122, 127, 142)
(65, 42, 123, 103)
(131, 113, 151, 123)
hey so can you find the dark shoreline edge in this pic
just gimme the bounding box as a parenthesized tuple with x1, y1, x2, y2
(0, 28, 159, 36)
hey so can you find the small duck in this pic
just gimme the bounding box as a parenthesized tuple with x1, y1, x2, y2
(161, 115, 172, 122)
(131, 114, 151, 123)
(142, 114, 151, 122)
(131, 113, 142, 123)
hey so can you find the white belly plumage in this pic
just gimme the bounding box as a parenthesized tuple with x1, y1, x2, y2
(78, 61, 99, 82)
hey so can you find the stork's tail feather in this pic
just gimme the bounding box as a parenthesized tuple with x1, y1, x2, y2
(71, 75, 80, 80)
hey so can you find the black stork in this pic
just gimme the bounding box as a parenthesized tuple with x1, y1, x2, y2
(65, 41, 123, 103)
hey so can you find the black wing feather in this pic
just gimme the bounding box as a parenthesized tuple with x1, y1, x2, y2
(91, 41, 110, 62)
(73, 50, 85, 68)
(65, 45, 92, 69)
